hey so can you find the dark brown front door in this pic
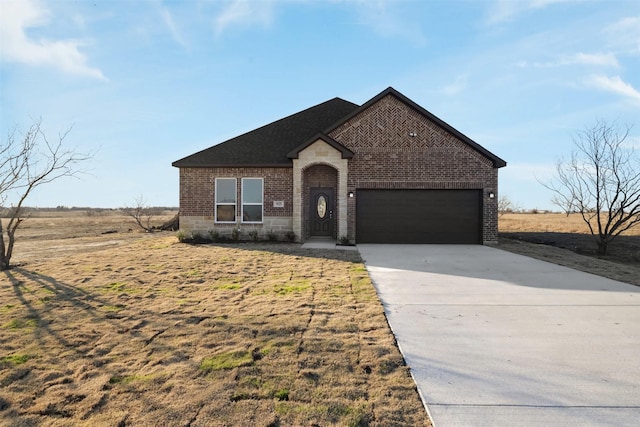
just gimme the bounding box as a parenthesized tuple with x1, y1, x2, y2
(310, 188, 334, 237)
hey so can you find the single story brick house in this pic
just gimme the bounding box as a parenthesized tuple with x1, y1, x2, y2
(172, 87, 506, 244)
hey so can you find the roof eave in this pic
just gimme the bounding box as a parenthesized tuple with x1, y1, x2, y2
(172, 163, 293, 168)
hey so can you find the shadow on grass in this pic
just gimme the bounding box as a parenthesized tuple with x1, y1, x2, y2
(4, 268, 111, 350)
(1, 267, 207, 423)
(181, 241, 363, 264)
(500, 232, 640, 264)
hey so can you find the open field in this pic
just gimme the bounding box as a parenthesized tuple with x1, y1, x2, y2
(1, 212, 429, 426)
(500, 212, 640, 235)
(498, 213, 640, 287)
(6, 210, 178, 266)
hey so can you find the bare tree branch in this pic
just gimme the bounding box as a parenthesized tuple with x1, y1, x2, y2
(123, 195, 157, 232)
(0, 118, 92, 270)
(498, 195, 520, 217)
(539, 119, 639, 254)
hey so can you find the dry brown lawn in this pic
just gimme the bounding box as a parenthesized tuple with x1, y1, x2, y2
(498, 213, 640, 287)
(1, 212, 430, 426)
(500, 212, 640, 235)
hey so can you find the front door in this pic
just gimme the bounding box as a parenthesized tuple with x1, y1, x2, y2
(310, 188, 334, 237)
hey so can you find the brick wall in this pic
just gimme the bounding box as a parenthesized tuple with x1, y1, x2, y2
(329, 94, 499, 243)
(179, 167, 293, 217)
(178, 167, 293, 238)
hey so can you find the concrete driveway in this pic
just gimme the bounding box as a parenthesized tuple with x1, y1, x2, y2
(357, 244, 640, 427)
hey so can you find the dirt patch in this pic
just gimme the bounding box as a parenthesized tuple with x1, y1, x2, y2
(8, 212, 177, 265)
(1, 225, 430, 425)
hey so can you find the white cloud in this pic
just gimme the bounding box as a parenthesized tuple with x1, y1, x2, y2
(160, 6, 188, 48)
(568, 53, 619, 67)
(502, 161, 557, 183)
(527, 52, 619, 68)
(586, 75, 640, 102)
(442, 74, 468, 96)
(486, 0, 582, 25)
(213, 0, 275, 37)
(603, 16, 640, 55)
(622, 135, 640, 150)
(211, 0, 425, 46)
(0, 0, 106, 80)
(350, 0, 427, 47)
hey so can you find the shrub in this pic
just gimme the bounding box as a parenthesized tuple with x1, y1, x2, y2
(231, 228, 240, 241)
(208, 230, 220, 242)
(176, 230, 187, 242)
(248, 229, 259, 241)
(267, 230, 278, 241)
(338, 235, 350, 245)
(285, 231, 296, 242)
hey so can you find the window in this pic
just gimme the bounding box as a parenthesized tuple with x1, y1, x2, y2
(215, 178, 236, 222)
(242, 178, 263, 223)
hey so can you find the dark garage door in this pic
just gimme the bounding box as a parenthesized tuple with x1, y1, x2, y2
(356, 189, 482, 244)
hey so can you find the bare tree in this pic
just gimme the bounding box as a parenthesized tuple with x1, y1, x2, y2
(1, 119, 91, 270)
(498, 195, 519, 217)
(123, 195, 156, 232)
(541, 120, 640, 254)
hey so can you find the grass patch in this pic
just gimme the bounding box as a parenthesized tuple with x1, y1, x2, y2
(1, 354, 32, 366)
(200, 351, 254, 372)
(3, 317, 38, 330)
(103, 282, 127, 293)
(37, 296, 52, 305)
(0, 304, 15, 314)
(350, 265, 367, 273)
(273, 280, 311, 295)
(184, 269, 202, 277)
(273, 388, 289, 401)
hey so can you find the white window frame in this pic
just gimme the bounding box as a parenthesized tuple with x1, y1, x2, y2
(241, 178, 264, 224)
(215, 178, 237, 223)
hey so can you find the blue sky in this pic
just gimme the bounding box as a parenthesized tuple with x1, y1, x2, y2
(1, 0, 638, 210)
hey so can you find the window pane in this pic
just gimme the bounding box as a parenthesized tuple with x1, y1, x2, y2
(317, 195, 327, 219)
(243, 179, 263, 204)
(242, 205, 262, 222)
(217, 205, 235, 222)
(216, 179, 236, 203)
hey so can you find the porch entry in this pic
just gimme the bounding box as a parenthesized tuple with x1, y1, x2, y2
(309, 188, 334, 237)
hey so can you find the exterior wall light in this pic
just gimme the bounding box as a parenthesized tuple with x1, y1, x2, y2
(348, 191, 354, 198)
(488, 191, 495, 199)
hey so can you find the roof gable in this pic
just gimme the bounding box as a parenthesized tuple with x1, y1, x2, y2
(326, 87, 507, 168)
(172, 97, 359, 168)
(287, 133, 354, 159)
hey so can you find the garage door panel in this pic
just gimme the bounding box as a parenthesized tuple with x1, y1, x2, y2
(356, 190, 482, 244)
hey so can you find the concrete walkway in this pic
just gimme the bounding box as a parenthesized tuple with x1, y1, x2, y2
(357, 244, 640, 427)
(301, 239, 357, 250)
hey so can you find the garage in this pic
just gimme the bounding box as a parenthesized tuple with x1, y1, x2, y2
(356, 189, 482, 244)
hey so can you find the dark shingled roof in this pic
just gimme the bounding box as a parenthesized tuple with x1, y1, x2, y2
(172, 97, 360, 168)
(172, 87, 506, 169)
